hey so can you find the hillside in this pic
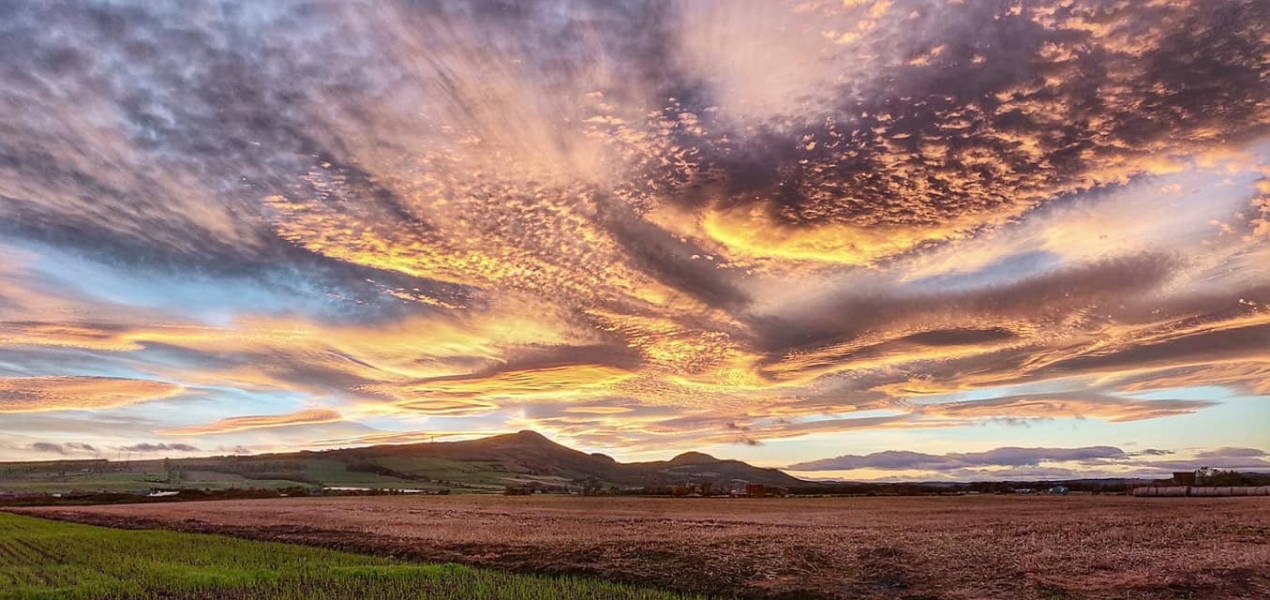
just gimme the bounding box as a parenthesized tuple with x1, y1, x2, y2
(0, 431, 809, 494)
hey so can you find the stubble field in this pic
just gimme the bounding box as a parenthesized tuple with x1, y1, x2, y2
(12, 495, 1270, 599)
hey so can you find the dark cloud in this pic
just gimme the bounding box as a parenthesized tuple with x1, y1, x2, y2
(5, 0, 1261, 311)
(117, 443, 199, 453)
(1196, 447, 1268, 459)
(753, 252, 1180, 359)
(1028, 322, 1270, 382)
(0, 1, 472, 322)
(791, 444, 1270, 476)
(898, 328, 1018, 347)
(138, 343, 389, 397)
(1142, 457, 1270, 472)
(757, 276, 1270, 402)
(670, 0, 1270, 236)
(789, 445, 1129, 472)
(791, 450, 961, 472)
(27, 441, 97, 455)
(600, 205, 752, 312)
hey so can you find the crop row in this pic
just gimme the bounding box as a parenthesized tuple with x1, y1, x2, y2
(0, 513, 699, 600)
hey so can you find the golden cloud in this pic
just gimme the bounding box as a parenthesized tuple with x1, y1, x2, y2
(917, 394, 1216, 424)
(361, 364, 634, 405)
(156, 409, 345, 436)
(699, 203, 1007, 268)
(393, 399, 499, 416)
(0, 376, 184, 413)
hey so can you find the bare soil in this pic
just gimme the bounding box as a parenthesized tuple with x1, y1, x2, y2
(11, 495, 1270, 599)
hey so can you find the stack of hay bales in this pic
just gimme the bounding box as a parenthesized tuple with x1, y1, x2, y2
(1134, 485, 1270, 497)
(1133, 486, 1187, 497)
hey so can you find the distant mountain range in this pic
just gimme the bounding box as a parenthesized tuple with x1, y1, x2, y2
(297, 430, 808, 488)
(9, 433, 1266, 497)
(0, 431, 807, 494)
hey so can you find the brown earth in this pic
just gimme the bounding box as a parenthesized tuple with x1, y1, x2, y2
(10, 495, 1270, 599)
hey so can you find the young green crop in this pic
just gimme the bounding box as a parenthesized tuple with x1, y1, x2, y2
(0, 513, 701, 600)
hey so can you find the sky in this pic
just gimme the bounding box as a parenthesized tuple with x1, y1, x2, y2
(0, 0, 1268, 481)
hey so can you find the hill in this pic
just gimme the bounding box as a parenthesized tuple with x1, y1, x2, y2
(0, 431, 808, 494)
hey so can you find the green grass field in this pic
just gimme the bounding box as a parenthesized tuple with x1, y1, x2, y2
(0, 455, 575, 495)
(0, 513, 699, 600)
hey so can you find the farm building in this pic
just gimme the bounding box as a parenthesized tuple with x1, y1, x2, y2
(1171, 472, 1197, 486)
(727, 483, 764, 497)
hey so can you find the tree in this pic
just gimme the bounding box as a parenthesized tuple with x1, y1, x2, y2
(163, 457, 179, 483)
(580, 478, 605, 496)
(1196, 468, 1253, 486)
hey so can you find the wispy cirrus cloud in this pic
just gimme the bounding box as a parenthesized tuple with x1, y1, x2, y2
(156, 409, 344, 436)
(915, 393, 1218, 424)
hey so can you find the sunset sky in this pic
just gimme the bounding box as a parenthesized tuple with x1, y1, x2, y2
(1, 0, 1268, 481)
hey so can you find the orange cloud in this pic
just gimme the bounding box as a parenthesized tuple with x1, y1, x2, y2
(917, 393, 1216, 423)
(393, 399, 498, 416)
(699, 200, 1007, 269)
(1112, 362, 1270, 396)
(0, 376, 184, 413)
(305, 430, 513, 449)
(0, 324, 144, 352)
(360, 364, 634, 405)
(156, 409, 344, 436)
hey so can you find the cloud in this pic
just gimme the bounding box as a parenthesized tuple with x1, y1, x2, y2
(680, 0, 1270, 266)
(789, 444, 1270, 479)
(1113, 362, 1270, 396)
(754, 252, 1181, 358)
(27, 442, 97, 455)
(306, 430, 510, 449)
(1143, 457, 1270, 472)
(156, 409, 344, 436)
(360, 363, 635, 405)
(916, 392, 1218, 424)
(789, 446, 1128, 471)
(117, 443, 199, 453)
(0, 376, 184, 413)
(1195, 447, 1268, 459)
